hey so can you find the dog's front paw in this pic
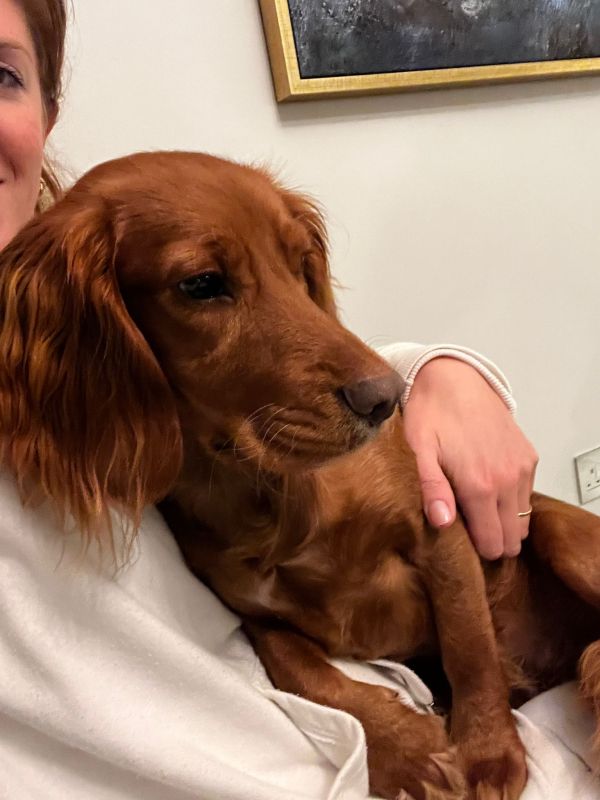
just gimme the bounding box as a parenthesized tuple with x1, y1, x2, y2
(392, 748, 466, 800)
(458, 727, 527, 800)
(369, 712, 466, 800)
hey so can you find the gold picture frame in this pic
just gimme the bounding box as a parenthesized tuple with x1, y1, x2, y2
(259, 0, 600, 102)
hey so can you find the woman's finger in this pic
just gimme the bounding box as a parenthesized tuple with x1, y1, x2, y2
(414, 448, 457, 529)
(498, 484, 524, 557)
(461, 492, 504, 561)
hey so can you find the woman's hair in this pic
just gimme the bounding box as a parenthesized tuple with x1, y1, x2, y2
(18, 0, 68, 205)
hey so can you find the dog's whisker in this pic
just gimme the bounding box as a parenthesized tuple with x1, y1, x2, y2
(267, 423, 292, 454)
(284, 426, 300, 461)
(260, 419, 285, 450)
(243, 403, 278, 428)
(257, 407, 286, 435)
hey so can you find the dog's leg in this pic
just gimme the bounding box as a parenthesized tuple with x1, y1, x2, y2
(420, 523, 527, 800)
(529, 492, 600, 610)
(528, 493, 600, 760)
(244, 622, 465, 800)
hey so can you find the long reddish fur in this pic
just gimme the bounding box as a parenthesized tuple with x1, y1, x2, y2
(1, 151, 600, 799)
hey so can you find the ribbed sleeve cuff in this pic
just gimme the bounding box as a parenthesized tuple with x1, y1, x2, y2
(378, 342, 516, 414)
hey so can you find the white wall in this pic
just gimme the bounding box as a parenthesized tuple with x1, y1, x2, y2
(52, 0, 600, 510)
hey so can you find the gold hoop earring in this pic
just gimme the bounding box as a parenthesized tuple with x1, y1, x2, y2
(37, 177, 52, 213)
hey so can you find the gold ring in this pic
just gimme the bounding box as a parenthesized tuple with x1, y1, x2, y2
(517, 507, 532, 518)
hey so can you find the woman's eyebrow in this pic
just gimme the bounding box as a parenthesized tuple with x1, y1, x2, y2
(0, 40, 34, 65)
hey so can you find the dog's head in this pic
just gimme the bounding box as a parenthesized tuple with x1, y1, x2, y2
(0, 152, 400, 531)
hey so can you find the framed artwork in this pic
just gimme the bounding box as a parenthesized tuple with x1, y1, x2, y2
(259, 0, 600, 101)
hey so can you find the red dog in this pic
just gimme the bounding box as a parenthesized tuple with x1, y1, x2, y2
(2, 152, 600, 800)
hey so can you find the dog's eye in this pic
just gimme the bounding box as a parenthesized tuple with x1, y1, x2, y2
(178, 272, 228, 301)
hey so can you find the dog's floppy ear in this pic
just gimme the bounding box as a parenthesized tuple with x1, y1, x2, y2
(282, 190, 338, 318)
(0, 197, 182, 537)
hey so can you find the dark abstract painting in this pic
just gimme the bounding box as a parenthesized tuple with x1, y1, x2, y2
(287, 0, 600, 76)
(259, 0, 600, 99)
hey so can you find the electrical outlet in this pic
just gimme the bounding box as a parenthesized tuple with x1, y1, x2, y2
(575, 447, 600, 504)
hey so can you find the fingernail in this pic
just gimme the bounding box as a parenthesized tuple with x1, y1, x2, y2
(428, 500, 451, 527)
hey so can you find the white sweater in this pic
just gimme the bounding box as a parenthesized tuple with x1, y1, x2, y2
(0, 344, 595, 800)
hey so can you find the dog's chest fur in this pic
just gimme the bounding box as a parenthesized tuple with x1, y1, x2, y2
(164, 416, 438, 660)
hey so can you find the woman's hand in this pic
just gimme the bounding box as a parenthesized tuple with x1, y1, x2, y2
(402, 357, 538, 559)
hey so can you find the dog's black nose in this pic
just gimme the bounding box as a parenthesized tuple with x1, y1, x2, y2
(340, 373, 402, 425)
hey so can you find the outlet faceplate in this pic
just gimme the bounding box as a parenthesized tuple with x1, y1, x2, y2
(575, 447, 600, 504)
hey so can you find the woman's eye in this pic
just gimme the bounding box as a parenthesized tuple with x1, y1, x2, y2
(178, 272, 229, 301)
(0, 66, 23, 91)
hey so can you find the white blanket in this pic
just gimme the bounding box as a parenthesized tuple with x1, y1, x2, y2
(0, 471, 597, 800)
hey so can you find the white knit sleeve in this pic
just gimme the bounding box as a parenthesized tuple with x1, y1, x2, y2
(378, 342, 516, 413)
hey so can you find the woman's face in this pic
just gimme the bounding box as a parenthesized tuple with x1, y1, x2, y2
(0, 0, 54, 250)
